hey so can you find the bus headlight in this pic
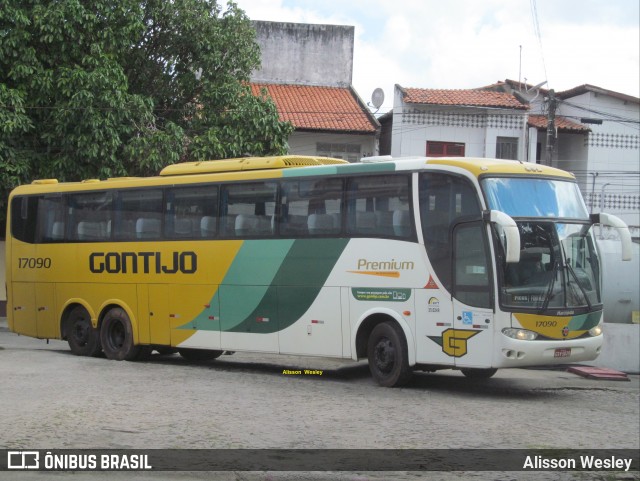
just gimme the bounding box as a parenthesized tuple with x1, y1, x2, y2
(589, 325, 603, 337)
(502, 328, 538, 341)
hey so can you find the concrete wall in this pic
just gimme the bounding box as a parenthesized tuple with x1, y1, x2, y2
(585, 323, 640, 374)
(252, 21, 354, 87)
(288, 131, 376, 160)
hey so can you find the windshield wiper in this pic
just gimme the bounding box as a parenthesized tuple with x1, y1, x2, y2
(538, 260, 560, 313)
(565, 261, 593, 310)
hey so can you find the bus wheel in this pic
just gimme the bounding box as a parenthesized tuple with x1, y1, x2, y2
(66, 306, 102, 357)
(367, 321, 412, 387)
(178, 348, 223, 361)
(100, 308, 144, 361)
(460, 368, 498, 379)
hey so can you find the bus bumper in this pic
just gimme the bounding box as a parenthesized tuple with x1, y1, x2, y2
(493, 334, 603, 368)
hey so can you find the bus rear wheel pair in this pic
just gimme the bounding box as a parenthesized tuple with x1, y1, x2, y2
(66, 306, 150, 361)
(66, 306, 222, 362)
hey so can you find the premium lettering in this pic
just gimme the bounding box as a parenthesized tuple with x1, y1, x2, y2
(357, 258, 414, 271)
(89, 251, 197, 274)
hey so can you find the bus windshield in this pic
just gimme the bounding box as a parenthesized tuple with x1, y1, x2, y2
(481, 177, 601, 312)
(481, 177, 589, 219)
(497, 221, 601, 312)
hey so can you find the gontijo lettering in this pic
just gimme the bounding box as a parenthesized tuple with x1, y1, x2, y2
(89, 251, 197, 274)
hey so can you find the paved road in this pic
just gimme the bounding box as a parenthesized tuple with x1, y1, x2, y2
(1, 322, 638, 481)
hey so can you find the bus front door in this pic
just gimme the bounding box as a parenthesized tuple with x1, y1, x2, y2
(451, 221, 494, 369)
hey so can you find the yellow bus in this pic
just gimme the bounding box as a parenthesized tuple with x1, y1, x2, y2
(5, 155, 632, 386)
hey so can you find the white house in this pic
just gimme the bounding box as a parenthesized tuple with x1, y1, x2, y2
(385, 85, 529, 160)
(382, 80, 639, 233)
(489, 81, 640, 232)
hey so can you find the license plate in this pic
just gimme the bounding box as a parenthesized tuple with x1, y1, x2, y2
(554, 348, 571, 358)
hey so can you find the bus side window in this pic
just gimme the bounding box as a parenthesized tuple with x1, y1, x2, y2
(67, 191, 113, 242)
(346, 174, 412, 238)
(280, 178, 343, 237)
(280, 181, 310, 236)
(37, 196, 66, 243)
(419, 173, 482, 292)
(165, 185, 218, 239)
(220, 182, 277, 238)
(116, 189, 162, 241)
(11, 196, 40, 244)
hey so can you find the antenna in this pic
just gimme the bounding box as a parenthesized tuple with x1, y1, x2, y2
(519, 45, 522, 91)
(369, 88, 385, 113)
(526, 80, 547, 93)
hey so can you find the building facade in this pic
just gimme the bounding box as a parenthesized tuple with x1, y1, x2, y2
(251, 21, 379, 161)
(492, 81, 639, 232)
(383, 80, 639, 232)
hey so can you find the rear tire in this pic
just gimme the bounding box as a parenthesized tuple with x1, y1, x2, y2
(460, 368, 498, 379)
(367, 321, 412, 387)
(100, 308, 146, 361)
(66, 306, 102, 357)
(178, 348, 223, 361)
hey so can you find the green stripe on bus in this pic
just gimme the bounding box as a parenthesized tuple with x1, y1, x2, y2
(334, 163, 396, 174)
(567, 311, 601, 331)
(282, 166, 339, 177)
(178, 240, 294, 331)
(225, 238, 349, 333)
(282, 162, 396, 178)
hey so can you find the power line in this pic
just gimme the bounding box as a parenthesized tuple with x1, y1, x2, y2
(529, 0, 549, 87)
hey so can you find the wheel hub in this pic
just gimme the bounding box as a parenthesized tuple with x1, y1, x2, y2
(374, 338, 395, 373)
(72, 321, 89, 345)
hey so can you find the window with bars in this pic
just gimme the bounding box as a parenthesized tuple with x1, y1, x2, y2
(496, 137, 519, 160)
(426, 141, 465, 157)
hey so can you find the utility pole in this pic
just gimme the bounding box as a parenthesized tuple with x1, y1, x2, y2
(545, 89, 557, 166)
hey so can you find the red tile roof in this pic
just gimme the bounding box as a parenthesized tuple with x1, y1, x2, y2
(251, 83, 378, 133)
(527, 114, 590, 132)
(401, 87, 528, 110)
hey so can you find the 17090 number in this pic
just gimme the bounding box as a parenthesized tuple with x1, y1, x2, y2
(18, 257, 52, 269)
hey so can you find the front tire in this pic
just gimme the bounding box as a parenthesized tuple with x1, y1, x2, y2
(66, 306, 102, 357)
(100, 308, 146, 361)
(367, 321, 412, 387)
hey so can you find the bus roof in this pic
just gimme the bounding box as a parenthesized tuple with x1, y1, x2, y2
(159, 155, 348, 176)
(424, 157, 575, 179)
(12, 155, 575, 196)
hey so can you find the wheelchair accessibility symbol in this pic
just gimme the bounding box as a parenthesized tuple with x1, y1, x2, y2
(461, 311, 473, 325)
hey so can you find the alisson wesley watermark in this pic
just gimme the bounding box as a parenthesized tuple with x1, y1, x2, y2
(282, 369, 323, 376)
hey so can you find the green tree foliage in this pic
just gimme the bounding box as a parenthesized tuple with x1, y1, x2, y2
(0, 0, 293, 227)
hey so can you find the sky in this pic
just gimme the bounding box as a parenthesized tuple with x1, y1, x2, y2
(233, 0, 640, 112)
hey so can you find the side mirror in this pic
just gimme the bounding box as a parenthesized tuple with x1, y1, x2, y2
(485, 210, 521, 263)
(591, 213, 633, 261)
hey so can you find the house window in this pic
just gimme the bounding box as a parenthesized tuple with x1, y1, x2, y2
(496, 137, 519, 160)
(317, 142, 361, 162)
(426, 141, 465, 157)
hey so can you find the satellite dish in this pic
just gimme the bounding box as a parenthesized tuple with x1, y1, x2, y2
(371, 88, 385, 109)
